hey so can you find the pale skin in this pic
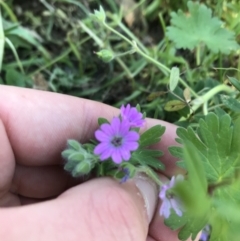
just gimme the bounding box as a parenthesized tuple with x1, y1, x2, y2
(0, 85, 200, 241)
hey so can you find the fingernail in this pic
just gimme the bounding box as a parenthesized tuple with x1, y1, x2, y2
(132, 173, 158, 223)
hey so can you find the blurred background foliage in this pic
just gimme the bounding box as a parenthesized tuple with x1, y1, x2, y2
(0, 0, 240, 125)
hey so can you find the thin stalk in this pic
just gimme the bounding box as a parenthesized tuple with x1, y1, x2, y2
(103, 21, 133, 46)
(102, 21, 199, 98)
(191, 84, 233, 113)
(196, 44, 201, 66)
(79, 21, 104, 47)
(5, 37, 24, 74)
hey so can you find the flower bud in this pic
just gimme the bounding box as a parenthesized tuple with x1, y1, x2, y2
(72, 160, 92, 177)
(93, 6, 106, 22)
(95, 49, 114, 63)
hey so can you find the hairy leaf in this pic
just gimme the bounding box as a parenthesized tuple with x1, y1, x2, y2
(132, 148, 164, 170)
(168, 113, 240, 241)
(166, 1, 239, 54)
(139, 125, 165, 147)
(170, 113, 240, 183)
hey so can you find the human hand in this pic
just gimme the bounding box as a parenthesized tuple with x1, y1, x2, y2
(0, 85, 200, 241)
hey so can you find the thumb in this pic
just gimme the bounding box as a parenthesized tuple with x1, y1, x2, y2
(0, 176, 158, 241)
(59, 175, 159, 241)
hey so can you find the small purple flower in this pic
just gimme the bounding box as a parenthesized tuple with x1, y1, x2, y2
(159, 175, 184, 218)
(120, 168, 130, 183)
(94, 117, 139, 164)
(120, 104, 145, 128)
(200, 225, 210, 241)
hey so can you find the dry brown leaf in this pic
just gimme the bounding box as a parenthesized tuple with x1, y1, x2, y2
(32, 73, 49, 91)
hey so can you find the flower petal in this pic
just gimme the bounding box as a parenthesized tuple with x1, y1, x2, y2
(111, 117, 121, 134)
(120, 148, 131, 161)
(94, 142, 109, 155)
(119, 120, 130, 136)
(101, 123, 114, 136)
(112, 149, 122, 164)
(125, 131, 139, 141)
(100, 148, 113, 161)
(160, 199, 171, 218)
(170, 199, 182, 217)
(159, 185, 168, 199)
(124, 141, 139, 151)
(95, 130, 110, 142)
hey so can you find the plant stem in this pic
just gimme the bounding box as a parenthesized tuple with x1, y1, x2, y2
(196, 44, 201, 66)
(103, 21, 133, 46)
(191, 84, 233, 113)
(102, 21, 199, 98)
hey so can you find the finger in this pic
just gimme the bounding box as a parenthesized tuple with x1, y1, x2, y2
(11, 164, 81, 198)
(0, 192, 20, 207)
(19, 196, 52, 205)
(0, 119, 15, 196)
(0, 176, 157, 241)
(0, 85, 118, 166)
(0, 86, 180, 174)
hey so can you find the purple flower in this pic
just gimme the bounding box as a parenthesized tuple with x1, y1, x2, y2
(159, 175, 184, 218)
(120, 168, 130, 183)
(200, 225, 210, 241)
(120, 104, 145, 128)
(94, 117, 139, 164)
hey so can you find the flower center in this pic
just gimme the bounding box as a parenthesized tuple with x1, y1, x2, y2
(111, 136, 123, 147)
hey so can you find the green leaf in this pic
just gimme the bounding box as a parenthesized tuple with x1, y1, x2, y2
(169, 67, 180, 91)
(166, 1, 239, 54)
(64, 159, 78, 172)
(0, 9, 5, 71)
(98, 117, 110, 125)
(67, 140, 82, 151)
(164, 211, 188, 230)
(72, 161, 92, 177)
(228, 76, 240, 92)
(61, 149, 76, 159)
(132, 148, 164, 170)
(139, 125, 165, 147)
(164, 100, 187, 112)
(5, 68, 28, 87)
(221, 95, 240, 112)
(3, 19, 50, 59)
(168, 114, 240, 241)
(68, 152, 84, 162)
(136, 103, 141, 112)
(170, 113, 240, 183)
(209, 183, 240, 241)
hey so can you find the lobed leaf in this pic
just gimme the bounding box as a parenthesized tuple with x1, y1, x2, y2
(170, 113, 240, 183)
(166, 1, 239, 54)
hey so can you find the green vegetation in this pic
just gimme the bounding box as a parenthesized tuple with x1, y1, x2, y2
(1, 0, 240, 126)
